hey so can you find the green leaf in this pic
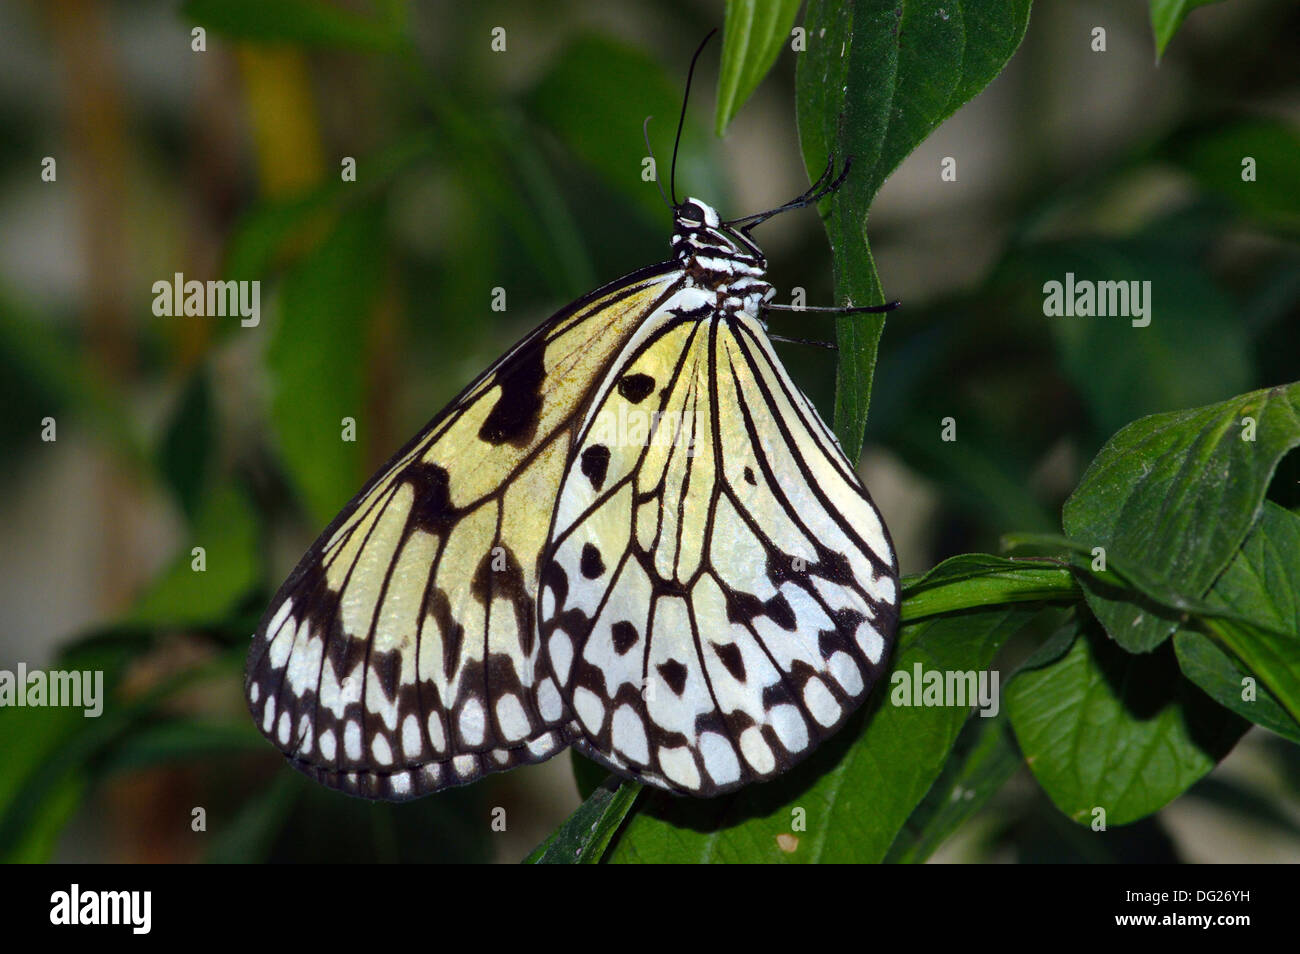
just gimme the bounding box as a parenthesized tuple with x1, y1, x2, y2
(884, 711, 1022, 863)
(1161, 118, 1300, 233)
(0, 703, 86, 862)
(569, 749, 611, 801)
(206, 773, 301, 864)
(98, 719, 266, 776)
(1149, 0, 1227, 60)
(529, 34, 723, 224)
(715, 0, 802, 135)
(902, 552, 1080, 622)
(1062, 382, 1300, 653)
(125, 486, 260, 628)
(268, 202, 386, 525)
(0, 294, 149, 473)
(158, 367, 215, 521)
(796, 0, 1031, 460)
(226, 134, 433, 284)
(1175, 632, 1300, 744)
(1007, 239, 1252, 438)
(1007, 616, 1247, 826)
(0, 648, 243, 861)
(524, 778, 641, 864)
(1174, 501, 1300, 740)
(605, 606, 1040, 863)
(181, 0, 402, 52)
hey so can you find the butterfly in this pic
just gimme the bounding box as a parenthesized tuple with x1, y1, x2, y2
(245, 37, 900, 799)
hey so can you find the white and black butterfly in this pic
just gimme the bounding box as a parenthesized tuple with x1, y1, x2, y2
(245, 40, 899, 799)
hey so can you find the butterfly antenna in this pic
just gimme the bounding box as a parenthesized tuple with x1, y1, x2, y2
(671, 28, 716, 208)
(643, 116, 671, 211)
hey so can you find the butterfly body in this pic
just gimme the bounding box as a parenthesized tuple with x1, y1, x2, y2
(246, 195, 899, 799)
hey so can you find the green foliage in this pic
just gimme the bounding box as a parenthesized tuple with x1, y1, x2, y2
(1007, 618, 1247, 826)
(124, 487, 260, 628)
(1062, 383, 1300, 653)
(1149, 0, 1227, 60)
(884, 710, 1022, 863)
(715, 0, 803, 135)
(182, 0, 403, 52)
(529, 34, 721, 224)
(268, 203, 387, 524)
(797, 0, 1032, 460)
(524, 778, 642, 863)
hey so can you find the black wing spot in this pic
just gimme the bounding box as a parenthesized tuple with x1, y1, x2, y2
(427, 589, 465, 682)
(478, 344, 546, 446)
(765, 592, 797, 631)
(617, 373, 656, 404)
(715, 642, 746, 682)
(658, 659, 689, 696)
(725, 589, 764, 625)
(610, 621, 638, 655)
(580, 444, 611, 491)
(743, 465, 757, 486)
(406, 462, 457, 536)
(579, 543, 605, 579)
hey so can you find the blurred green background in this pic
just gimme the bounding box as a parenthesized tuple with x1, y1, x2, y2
(0, 0, 1298, 862)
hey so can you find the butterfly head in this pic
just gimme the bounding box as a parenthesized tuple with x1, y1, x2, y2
(671, 198, 768, 286)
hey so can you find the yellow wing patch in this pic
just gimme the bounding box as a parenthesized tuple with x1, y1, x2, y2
(245, 265, 681, 799)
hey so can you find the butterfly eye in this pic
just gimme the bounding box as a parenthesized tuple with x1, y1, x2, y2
(678, 202, 704, 224)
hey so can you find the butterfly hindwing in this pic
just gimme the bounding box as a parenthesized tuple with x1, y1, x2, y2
(539, 302, 900, 795)
(245, 265, 682, 799)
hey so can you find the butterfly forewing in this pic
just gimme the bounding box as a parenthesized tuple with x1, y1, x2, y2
(245, 265, 682, 799)
(538, 305, 899, 795)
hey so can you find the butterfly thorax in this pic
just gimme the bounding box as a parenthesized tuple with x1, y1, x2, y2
(671, 197, 775, 319)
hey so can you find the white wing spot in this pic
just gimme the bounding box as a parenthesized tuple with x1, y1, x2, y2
(802, 677, 841, 727)
(828, 651, 864, 696)
(573, 686, 606, 733)
(261, 696, 276, 734)
(459, 697, 486, 747)
(371, 733, 393, 766)
(495, 693, 530, 742)
(319, 728, 336, 761)
(401, 714, 422, 758)
(550, 631, 574, 683)
(769, 703, 809, 753)
(537, 677, 563, 723)
(855, 620, 884, 664)
(699, 732, 741, 786)
(427, 711, 446, 753)
(527, 731, 560, 758)
(658, 745, 701, 790)
(344, 721, 362, 760)
(611, 704, 650, 764)
(739, 726, 775, 774)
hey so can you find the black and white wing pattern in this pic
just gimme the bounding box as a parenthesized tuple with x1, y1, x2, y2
(245, 265, 682, 800)
(537, 291, 900, 796)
